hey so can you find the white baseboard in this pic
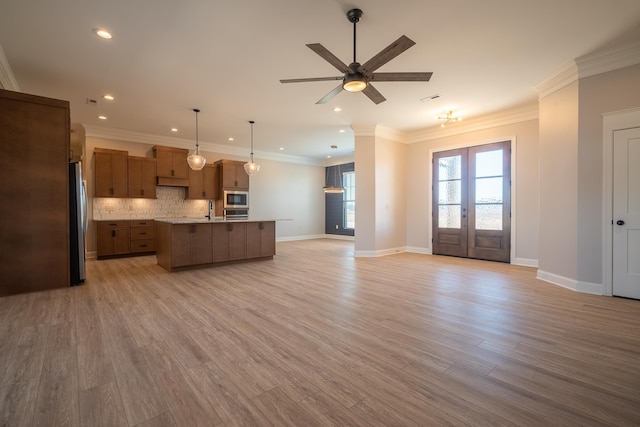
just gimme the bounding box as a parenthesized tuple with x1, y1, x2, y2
(354, 246, 407, 257)
(276, 234, 326, 242)
(536, 269, 603, 295)
(406, 246, 432, 255)
(514, 257, 538, 267)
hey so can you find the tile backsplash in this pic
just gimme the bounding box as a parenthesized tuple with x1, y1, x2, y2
(93, 187, 210, 220)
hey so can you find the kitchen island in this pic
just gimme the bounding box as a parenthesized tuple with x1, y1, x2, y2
(156, 218, 275, 271)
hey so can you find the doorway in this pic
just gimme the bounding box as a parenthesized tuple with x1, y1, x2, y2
(432, 141, 511, 263)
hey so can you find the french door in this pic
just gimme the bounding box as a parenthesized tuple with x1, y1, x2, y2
(432, 141, 511, 263)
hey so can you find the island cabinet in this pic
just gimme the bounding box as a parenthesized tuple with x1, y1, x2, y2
(246, 221, 276, 258)
(216, 159, 249, 190)
(187, 164, 218, 200)
(212, 222, 247, 262)
(95, 148, 128, 197)
(153, 145, 189, 186)
(127, 156, 157, 198)
(157, 222, 212, 269)
(96, 220, 131, 258)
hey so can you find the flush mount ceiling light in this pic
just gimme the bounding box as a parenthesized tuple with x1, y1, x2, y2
(186, 108, 206, 170)
(93, 29, 112, 39)
(244, 120, 260, 176)
(438, 110, 462, 127)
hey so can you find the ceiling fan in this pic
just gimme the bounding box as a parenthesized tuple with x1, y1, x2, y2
(280, 8, 433, 105)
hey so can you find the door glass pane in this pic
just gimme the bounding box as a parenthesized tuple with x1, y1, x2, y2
(439, 181, 461, 204)
(439, 156, 461, 180)
(475, 150, 503, 177)
(476, 204, 502, 230)
(475, 177, 503, 203)
(439, 205, 461, 228)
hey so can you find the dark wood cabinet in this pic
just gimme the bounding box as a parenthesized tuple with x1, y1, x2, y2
(216, 159, 249, 191)
(128, 156, 157, 198)
(153, 145, 189, 186)
(212, 222, 247, 262)
(246, 221, 276, 258)
(0, 89, 70, 296)
(95, 148, 128, 197)
(187, 164, 218, 200)
(96, 220, 131, 258)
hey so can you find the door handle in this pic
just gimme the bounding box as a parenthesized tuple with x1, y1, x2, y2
(616, 220, 625, 226)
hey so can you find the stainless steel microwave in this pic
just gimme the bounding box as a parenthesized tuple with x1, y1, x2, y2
(223, 190, 249, 209)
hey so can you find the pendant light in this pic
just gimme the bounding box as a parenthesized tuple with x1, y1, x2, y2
(323, 164, 344, 193)
(187, 108, 206, 170)
(244, 120, 260, 176)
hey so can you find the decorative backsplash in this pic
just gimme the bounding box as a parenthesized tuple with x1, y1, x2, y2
(93, 187, 210, 220)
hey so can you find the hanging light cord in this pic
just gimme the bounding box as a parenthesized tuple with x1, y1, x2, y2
(194, 108, 200, 154)
(249, 120, 255, 162)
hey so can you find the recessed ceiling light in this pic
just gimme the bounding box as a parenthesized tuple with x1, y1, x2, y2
(228, 137, 234, 141)
(97, 115, 107, 120)
(103, 94, 114, 101)
(170, 128, 178, 132)
(339, 129, 345, 133)
(279, 147, 284, 151)
(327, 155, 332, 158)
(333, 107, 342, 112)
(93, 29, 112, 39)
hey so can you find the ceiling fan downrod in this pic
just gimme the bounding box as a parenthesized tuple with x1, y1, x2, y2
(347, 9, 363, 64)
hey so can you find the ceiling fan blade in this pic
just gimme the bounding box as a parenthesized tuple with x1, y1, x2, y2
(306, 44, 351, 74)
(316, 84, 343, 104)
(280, 76, 343, 84)
(362, 84, 386, 105)
(369, 72, 433, 82)
(360, 35, 416, 74)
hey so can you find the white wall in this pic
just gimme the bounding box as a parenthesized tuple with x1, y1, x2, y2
(354, 134, 376, 253)
(406, 119, 540, 265)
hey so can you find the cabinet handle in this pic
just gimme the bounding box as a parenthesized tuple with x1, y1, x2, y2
(110, 188, 114, 195)
(140, 244, 147, 248)
(171, 169, 175, 176)
(111, 230, 116, 237)
(141, 189, 144, 196)
(109, 223, 117, 226)
(259, 222, 264, 230)
(140, 232, 147, 235)
(227, 223, 233, 232)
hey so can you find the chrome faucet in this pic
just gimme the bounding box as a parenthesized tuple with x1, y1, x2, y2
(205, 200, 213, 220)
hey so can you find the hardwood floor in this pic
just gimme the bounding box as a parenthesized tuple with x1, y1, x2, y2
(1, 239, 639, 426)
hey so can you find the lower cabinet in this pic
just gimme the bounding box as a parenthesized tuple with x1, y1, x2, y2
(212, 222, 247, 262)
(171, 223, 213, 267)
(97, 219, 156, 259)
(246, 221, 276, 258)
(97, 221, 131, 258)
(156, 221, 275, 271)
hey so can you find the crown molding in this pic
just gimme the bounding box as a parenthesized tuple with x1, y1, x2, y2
(0, 43, 20, 91)
(537, 39, 640, 99)
(406, 102, 539, 143)
(83, 124, 324, 166)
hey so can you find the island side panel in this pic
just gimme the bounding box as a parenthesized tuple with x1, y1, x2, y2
(156, 221, 173, 271)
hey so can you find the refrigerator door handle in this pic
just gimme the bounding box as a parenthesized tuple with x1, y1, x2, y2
(81, 180, 88, 234)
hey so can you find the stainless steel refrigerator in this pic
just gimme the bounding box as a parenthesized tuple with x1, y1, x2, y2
(70, 162, 87, 285)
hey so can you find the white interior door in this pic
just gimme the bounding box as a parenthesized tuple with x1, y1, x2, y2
(613, 127, 640, 299)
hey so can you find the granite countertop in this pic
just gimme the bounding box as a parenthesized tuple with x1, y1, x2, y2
(154, 217, 288, 224)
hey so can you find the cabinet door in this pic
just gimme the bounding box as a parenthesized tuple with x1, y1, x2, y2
(212, 223, 230, 262)
(97, 227, 115, 257)
(203, 165, 218, 199)
(247, 222, 275, 258)
(191, 224, 213, 265)
(97, 227, 130, 256)
(95, 151, 127, 197)
(188, 168, 205, 199)
(156, 148, 189, 179)
(228, 222, 247, 260)
(171, 225, 193, 267)
(129, 157, 156, 198)
(141, 158, 157, 198)
(172, 152, 189, 179)
(222, 163, 239, 189)
(234, 164, 250, 189)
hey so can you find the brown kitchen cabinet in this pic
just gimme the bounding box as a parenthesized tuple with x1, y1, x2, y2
(153, 145, 189, 186)
(212, 222, 247, 262)
(95, 148, 128, 197)
(128, 156, 157, 198)
(130, 219, 156, 253)
(246, 221, 276, 258)
(215, 159, 249, 190)
(187, 164, 218, 200)
(0, 89, 70, 296)
(158, 222, 212, 268)
(96, 220, 131, 258)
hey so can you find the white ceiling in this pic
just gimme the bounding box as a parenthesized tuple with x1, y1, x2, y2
(1, 0, 639, 164)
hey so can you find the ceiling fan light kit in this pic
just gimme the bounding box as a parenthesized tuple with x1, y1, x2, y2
(280, 8, 432, 105)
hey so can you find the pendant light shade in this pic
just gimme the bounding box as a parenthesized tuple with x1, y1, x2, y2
(187, 108, 206, 170)
(323, 164, 344, 193)
(244, 120, 260, 176)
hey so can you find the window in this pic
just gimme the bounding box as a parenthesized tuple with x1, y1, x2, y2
(343, 171, 355, 229)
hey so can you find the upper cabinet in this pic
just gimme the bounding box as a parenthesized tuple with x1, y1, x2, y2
(153, 145, 189, 186)
(128, 156, 157, 198)
(187, 164, 218, 200)
(95, 148, 128, 197)
(216, 159, 249, 191)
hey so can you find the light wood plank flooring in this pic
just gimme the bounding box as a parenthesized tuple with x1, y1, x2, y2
(1, 239, 639, 426)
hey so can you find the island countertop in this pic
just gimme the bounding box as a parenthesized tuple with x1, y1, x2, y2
(154, 217, 290, 224)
